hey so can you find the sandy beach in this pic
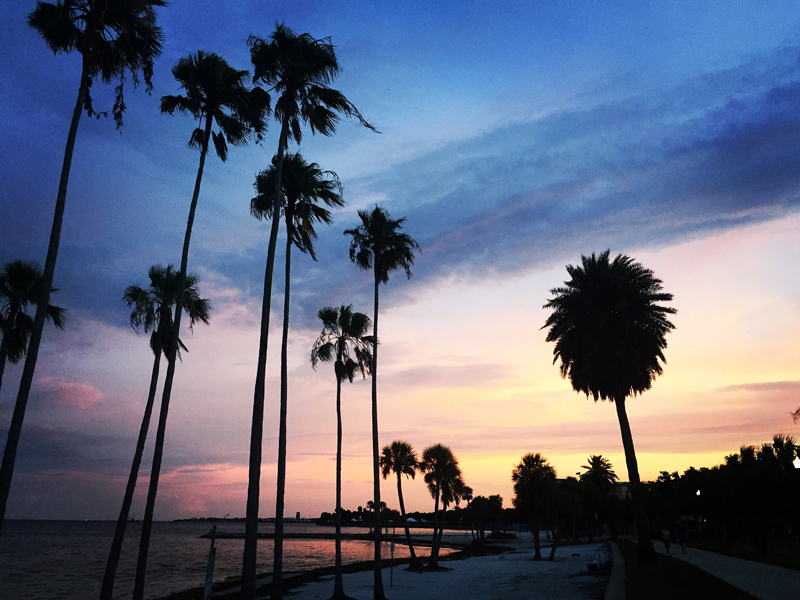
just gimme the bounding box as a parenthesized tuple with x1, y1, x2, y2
(281, 539, 610, 600)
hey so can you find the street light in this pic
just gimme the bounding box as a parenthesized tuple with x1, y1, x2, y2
(793, 457, 800, 469)
(696, 490, 701, 496)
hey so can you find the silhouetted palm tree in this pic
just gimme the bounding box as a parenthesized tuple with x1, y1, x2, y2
(243, 25, 375, 599)
(581, 455, 618, 493)
(420, 444, 462, 568)
(131, 52, 267, 600)
(512, 453, 556, 560)
(380, 441, 422, 570)
(100, 265, 209, 600)
(311, 304, 372, 599)
(345, 205, 418, 589)
(543, 250, 676, 566)
(0, 0, 165, 538)
(0, 260, 65, 394)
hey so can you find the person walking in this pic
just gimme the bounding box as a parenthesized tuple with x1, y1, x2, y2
(676, 522, 688, 554)
(661, 527, 671, 554)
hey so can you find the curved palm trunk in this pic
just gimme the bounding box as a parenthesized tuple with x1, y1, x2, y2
(614, 396, 656, 566)
(133, 116, 214, 600)
(332, 354, 346, 598)
(100, 349, 161, 600)
(395, 472, 419, 566)
(428, 486, 441, 568)
(0, 61, 89, 536)
(370, 273, 385, 599)
(272, 215, 293, 600)
(0, 337, 8, 395)
(241, 121, 289, 600)
(531, 517, 542, 560)
(436, 504, 446, 549)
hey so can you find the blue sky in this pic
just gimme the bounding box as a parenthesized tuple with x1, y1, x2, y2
(1, 1, 799, 520)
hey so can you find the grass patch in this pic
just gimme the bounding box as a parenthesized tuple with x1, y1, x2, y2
(688, 539, 800, 572)
(617, 540, 757, 600)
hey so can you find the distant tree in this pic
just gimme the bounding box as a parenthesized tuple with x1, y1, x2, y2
(311, 304, 372, 599)
(1, 0, 165, 538)
(380, 441, 422, 569)
(101, 265, 209, 600)
(544, 250, 676, 566)
(420, 443, 463, 568)
(132, 51, 268, 600)
(580, 454, 619, 539)
(512, 453, 556, 560)
(0, 260, 65, 394)
(345, 205, 418, 587)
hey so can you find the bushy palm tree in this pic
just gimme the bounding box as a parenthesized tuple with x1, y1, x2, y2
(131, 52, 268, 600)
(100, 265, 209, 600)
(581, 455, 618, 493)
(344, 205, 418, 587)
(380, 441, 422, 570)
(420, 444, 463, 568)
(543, 250, 676, 566)
(1, 0, 165, 538)
(512, 453, 556, 560)
(311, 304, 372, 599)
(0, 260, 65, 394)
(243, 25, 375, 599)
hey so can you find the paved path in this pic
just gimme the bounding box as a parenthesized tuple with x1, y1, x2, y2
(653, 542, 800, 600)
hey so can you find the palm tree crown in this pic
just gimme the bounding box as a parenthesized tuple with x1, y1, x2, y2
(345, 205, 420, 284)
(0, 260, 66, 366)
(380, 441, 418, 481)
(251, 153, 344, 259)
(123, 264, 210, 358)
(512, 453, 557, 511)
(420, 444, 463, 509)
(249, 23, 376, 144)
(161, 51, 269, 161)
(28, 0, 166, 126)
(311, 305, 372, 381)
(543, 250, 676, 402)
(580, 455, 619, 493)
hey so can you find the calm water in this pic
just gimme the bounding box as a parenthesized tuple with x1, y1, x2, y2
(0, 520, 456, 600)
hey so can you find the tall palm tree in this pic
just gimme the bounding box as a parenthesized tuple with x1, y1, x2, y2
(243, 23, 376, 600)
(1, 0, 165, 538)
(0, 260, 65, 394)
(100, 265, 209, 600)
(311, 304, 372, 599)
(543, 250, 676, 566)
(380, 441, 422, 570)
(131, 52, 268, 600)
(420, 444, 462, 569)
(512, 453, 556, 560)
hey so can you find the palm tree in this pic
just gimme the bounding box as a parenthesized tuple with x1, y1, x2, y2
(512, 453, 557, 560)
(380, 441, 422, 570)
(100, 265, 209, 600)
(311, 304, 372, 599)
(1, 0, 165, 538)
(0, 260, 65, 394)
(420, 444, 463, 569)
(243, 24, 376, 600)
(543, 250, 676, 566)
(344, 205, 418, 588)
(580, 455, 618, 494)
(131, 52, 268, 600)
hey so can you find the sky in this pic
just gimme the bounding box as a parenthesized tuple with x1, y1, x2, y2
(1, 0, 799, 521)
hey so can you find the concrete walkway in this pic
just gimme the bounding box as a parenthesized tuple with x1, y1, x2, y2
(653, 542, 800, 600)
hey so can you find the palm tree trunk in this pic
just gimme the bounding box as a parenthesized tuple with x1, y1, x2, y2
(532, 519, 541, 560)
(429, 487, 440, 567)
(100, 349, 162, 600)
(0, 60, 89, 536)
(0, 336, 8, 395)
(614, 395, 656, 566)
(436, 505, 446, 549)
(333, 358, 345, 597)
(396, 472, 419, 566)
(133, 115, 214, 600)
(370, 273, 385, 599)
(272, 217, 293, 600)
(241, 120, 289, 600)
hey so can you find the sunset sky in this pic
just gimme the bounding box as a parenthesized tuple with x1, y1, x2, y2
(1, 0, 799, 521)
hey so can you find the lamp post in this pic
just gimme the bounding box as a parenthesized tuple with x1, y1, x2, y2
(695, 489, 702, 544)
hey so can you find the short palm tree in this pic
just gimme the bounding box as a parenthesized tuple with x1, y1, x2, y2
(1, 0, 165, 538)
(543, 250, 676, 566)
(345, 205, 418, 586)
(311, 304, 372, 599)
(100, 265, 209, 600)
(580, 455, 618, 494)
(512, 453, 556, 560)
(420, 444, 463, 568)
(380, 441, 422, 570)
(0, 260, 65, 394)
(132, 52, 267, 600)
(243, 24, 376, 600)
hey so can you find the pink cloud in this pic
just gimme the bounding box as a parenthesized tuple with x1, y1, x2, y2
(38, 376, 104, 409)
